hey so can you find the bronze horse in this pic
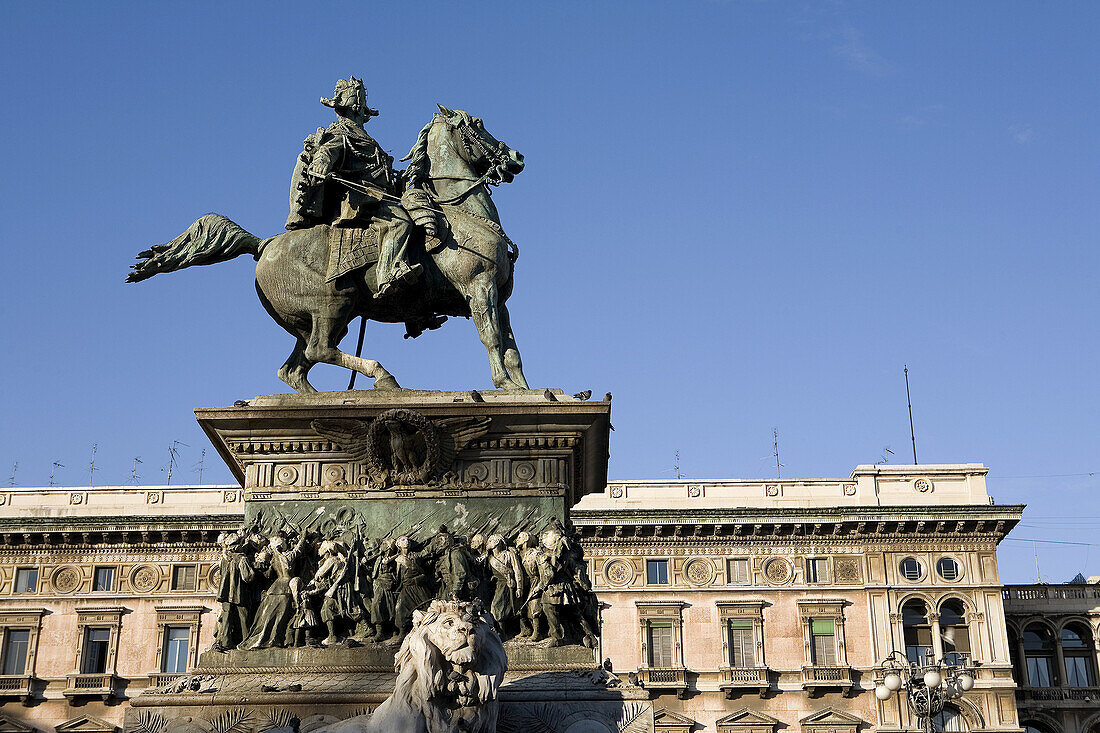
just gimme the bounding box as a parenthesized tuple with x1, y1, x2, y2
(128, 107, 529, 393)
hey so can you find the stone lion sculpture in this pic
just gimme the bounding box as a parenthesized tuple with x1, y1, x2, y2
(322, 599, 507, 733)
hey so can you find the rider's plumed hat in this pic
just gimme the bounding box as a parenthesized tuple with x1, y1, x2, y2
(321, 77, 379, 118)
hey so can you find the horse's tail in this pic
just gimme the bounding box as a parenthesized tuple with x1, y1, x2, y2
(126, 213, 264, 282)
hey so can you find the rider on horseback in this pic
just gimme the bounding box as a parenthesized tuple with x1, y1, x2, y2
(286, 77, 422, 299)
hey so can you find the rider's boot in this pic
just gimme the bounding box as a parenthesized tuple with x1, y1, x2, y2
(375, 260, 423, 299)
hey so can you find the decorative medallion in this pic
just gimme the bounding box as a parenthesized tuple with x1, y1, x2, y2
(275, 465, 299, 486)
(513, 461, 536, 482)
(131, 565, 161, 593)
(208, 564, 222, 588)
(69, 492, 84, 505)
(763, 557, 792, 584)
(323, 464, 346, 485)
(466, 462, 490, 483)
(765, 485, 780, 497)
(834, 557, 862, 583)
(52, 566, 81, 593)
(842, 483, 856, 496)
(223, 490, 239, 503)
(683, 558, 715, 585)
(609, 487, 624, 499)
(687, 485, 702, 498)
(913, 477, 933, 493)
(312, 411, 492, 489)
(604, 559, 634, 586)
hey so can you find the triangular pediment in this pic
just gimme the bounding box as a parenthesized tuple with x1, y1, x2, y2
(718, 708, 781, 727)
(0, 713, 37, 733)
(799, 708, 865, 726)
(654, 708, 697, 730)
(55, 716, 118, 733)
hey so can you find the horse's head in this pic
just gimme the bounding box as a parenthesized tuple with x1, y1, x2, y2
(403, 106, 525, 190)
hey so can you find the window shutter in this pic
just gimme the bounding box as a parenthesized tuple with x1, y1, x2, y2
(649, 621, 674, 668)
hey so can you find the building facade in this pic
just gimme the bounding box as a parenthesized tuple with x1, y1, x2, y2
(573, 464, 1023, 733)
(0, 464, 1024, 733)
(1003, 580, 1100, 733)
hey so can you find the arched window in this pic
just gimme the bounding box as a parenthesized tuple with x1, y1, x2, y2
(1062, 622, 1095, 687)
(932, 705, 969, 733)
(1023, 624, 1057, 687)
(902, 600, 933, 664)
(1023, 725, 1050, 733)
(939, 600, 971, 664)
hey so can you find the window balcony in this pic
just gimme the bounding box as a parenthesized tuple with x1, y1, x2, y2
(1016, 686, 1100, 707)
(63, 673, 119, 700)
(719, 665, 770, 698)
(637, 667, 688, 698)
(800, 665, 853, 696)
(0, 674, 36, 705)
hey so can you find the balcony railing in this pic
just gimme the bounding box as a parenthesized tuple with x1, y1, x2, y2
(1003, 585, 1100, 601)
(151, 673, 187, 688)
(1017, 686, 1100, 703)
(719, 666, 769, 698)
(0, 674, 34, 703)
(63, 673, 117, 699)
(637, 667, 688, 697)
(801, 665, 854, 695)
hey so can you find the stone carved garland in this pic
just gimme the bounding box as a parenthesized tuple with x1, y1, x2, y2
(763, 557, 793, 584)
(52, 566, 81, 593)
(683, 558, 714, 585)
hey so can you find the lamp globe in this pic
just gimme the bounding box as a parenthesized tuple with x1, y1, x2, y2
(884, 672, 903, 691)
(923, 669, 942, 688)
(875, 685, 893, 701)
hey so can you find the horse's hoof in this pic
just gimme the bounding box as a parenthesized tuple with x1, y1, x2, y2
(373, 374, 401, 391)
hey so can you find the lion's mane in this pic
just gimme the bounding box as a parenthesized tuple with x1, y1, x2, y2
(322, 600, 507, 733)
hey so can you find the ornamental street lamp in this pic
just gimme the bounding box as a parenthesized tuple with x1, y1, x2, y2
(874, 651, 976, 733)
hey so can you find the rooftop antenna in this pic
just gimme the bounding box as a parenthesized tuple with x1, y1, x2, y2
(876, 446, 894, 465)
(130, 457, 143, 486)
(162, 441, 188, 485)
(905, 365, 918, 464)
(674, 450, 682, 480)
(88, 443, 98, 487)
(773, 427, 783, 479)
(8, 462, 16, 488)
(49, 461, 64, 487)
(1034, 541, 1042, 583)
(193, 449, 207, 484)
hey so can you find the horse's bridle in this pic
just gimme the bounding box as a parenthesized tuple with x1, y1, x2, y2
(427, 118, 514, 205)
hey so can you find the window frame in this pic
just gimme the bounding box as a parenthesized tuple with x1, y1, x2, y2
(12, 567, 38, 594)
(726, 558, 751, 585)
(936, 556, 962, 582)
(717, 601, 766, 670)
(153, 606, 203, 676)
(171, 564, 199, 592)
(73, 607, 124, 679)
(636, 601, 686, 671)
(92, 565, 117, 593)
(645, 559, 670, 586)
(0, 610, 45, 680)
(899, 557, 924, 582)
(805, 557, 830, 585)
(798, 600, 848, 669)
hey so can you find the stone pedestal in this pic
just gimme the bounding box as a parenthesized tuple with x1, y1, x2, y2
(126, 390, 653, 733)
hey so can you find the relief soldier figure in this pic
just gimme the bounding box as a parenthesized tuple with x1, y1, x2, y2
(393, 535, 433, 641)
(516, 531, 546, 641)
(486, 534, 525, 636)
(240, 530, 311, 650)
(212, 532, 256, 652)
(285, 77, 422, 299)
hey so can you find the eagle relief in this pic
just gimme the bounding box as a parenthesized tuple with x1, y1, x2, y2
(312, 410, 491, 488)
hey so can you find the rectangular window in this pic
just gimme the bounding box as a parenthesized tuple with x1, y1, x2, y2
(646, 560, 669, 585)
(171, 565, 197, 591)
(1066, 656, 1091, 687)
(1026, 656, 1052, 687)
(728, 620, 755, 667)
(811, 619, 837, 666)
(647, 620, 675, 668)
(1, 629, 30, 675)
(93, 566, 115, 592)
(13, 568, 37, 594)
(727, 558, 750, 584)
(806, 558, 829, 584)
(81, 628, 111, 674)
(162, 627, 190, 674)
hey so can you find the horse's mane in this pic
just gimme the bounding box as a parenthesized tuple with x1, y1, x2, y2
(400, 116, 437, 184)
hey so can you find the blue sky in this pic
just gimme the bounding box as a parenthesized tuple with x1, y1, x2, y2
(1, 2, 1097, 583)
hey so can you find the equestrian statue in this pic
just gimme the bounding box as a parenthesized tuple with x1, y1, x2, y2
(127, 77, 530, 392)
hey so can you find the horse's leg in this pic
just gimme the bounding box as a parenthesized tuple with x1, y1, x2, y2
(466, 276, 518, 390)
(276, 337, 317, 394)
(497, 303, 529, 390)
(303, 313, 401, 390)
